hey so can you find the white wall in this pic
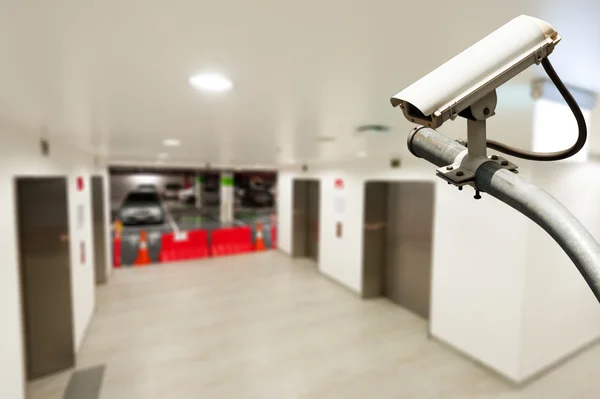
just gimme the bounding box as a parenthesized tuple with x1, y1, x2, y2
(430, 178, 530, 379)
(101, 168, 114, 280)
(0, 123, 99, 399)
(589, 102, 600, 156)
(276, 170, 293, 255)
(518, 162, 600, 380)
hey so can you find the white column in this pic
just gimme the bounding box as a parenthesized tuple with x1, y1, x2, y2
(220, 172, 234, 223)
(194, 174, 203, 209)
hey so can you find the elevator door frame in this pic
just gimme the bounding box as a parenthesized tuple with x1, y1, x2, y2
(92, 176, 108, 285)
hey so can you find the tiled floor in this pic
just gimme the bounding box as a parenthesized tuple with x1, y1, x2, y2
(29, 252, 600, 398)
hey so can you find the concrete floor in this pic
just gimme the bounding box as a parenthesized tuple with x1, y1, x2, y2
(28, 252, 600, 399)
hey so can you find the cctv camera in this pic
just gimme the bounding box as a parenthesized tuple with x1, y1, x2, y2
(390, 15, 561, 129)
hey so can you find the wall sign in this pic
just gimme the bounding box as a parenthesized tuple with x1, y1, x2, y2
(174, 231, 189, 242)
(77, 176, 85, 191)
(334, 196, 346, 214)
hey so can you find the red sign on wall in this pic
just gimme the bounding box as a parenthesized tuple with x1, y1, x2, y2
(77, 177, 84, 191)
(334, 178, 344, 189)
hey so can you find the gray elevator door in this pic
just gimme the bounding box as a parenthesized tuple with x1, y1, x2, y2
(292, 180, 320, 262)
(306, 181, 320, 261)
(292, 180, 308, 257)
(16, 177, 75, 380)
(384, 182, 434, 319)
(362, 182, 389, 298)
(92, 176, 107, 285)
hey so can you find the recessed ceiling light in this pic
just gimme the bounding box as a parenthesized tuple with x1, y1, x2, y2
(357, 151, 367, 158)
(163, 139, 180, 147)
(157, 153, 169, 159)
(189, 73, 233, 92)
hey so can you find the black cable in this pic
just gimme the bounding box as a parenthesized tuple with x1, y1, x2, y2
(485, 57, 587, 161)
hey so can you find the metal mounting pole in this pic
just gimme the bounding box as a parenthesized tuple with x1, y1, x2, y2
(407, 126, 600, 302)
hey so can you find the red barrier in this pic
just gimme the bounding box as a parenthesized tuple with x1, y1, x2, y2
(159, 229, 210, 263)
(113, 236, 121, 267)
(270, 225, 277, 249)
(211, 226, 253, 256)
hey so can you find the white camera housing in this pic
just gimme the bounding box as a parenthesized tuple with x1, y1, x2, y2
(390, 15, 561, 129)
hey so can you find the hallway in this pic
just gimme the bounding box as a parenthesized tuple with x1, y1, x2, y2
(29, 252, 600, 398)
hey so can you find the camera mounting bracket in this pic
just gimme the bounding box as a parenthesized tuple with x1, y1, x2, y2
(435, 91, 519, 195)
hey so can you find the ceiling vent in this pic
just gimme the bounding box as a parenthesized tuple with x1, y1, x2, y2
(315, 135, 337, 143)
(356, 124, 390, 134)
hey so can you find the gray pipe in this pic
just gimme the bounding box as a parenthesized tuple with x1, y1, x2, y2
(408, 127, 600, 302)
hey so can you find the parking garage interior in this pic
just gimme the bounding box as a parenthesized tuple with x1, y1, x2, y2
(109, 166, 277, 266)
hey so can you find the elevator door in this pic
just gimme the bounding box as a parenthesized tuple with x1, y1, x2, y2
(16, 177, 75, 380)
(384, 182, 434, 319)
(292, 180, 320, 261)
(92, 176, 107, 285)
(292, 180, 308, 257)
(306, 181, 320, 261)
(362, 182, 388, 298)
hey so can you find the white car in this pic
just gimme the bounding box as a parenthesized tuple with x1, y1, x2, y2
(163, 183, 182, 200)
(178, 187, 195, 204)
(120, 191, 165, 225)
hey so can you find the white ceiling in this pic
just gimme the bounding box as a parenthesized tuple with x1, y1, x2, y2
(0, 0, 599, 167)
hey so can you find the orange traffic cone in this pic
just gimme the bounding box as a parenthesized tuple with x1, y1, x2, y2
(134, 230, 152, 266)
(255, 221, 266, 251)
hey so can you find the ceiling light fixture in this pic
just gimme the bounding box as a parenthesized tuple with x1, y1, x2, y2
(163, 139, 181, 147)
(189, 73, 233, 92)
(157, 153, 169, 159)
(357, 151, 367, 158)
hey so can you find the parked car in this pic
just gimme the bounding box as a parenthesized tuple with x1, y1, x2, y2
(235, 177, 275, 207)
(179, 186, 222, 206)
(239, 187, 274, 207)
(136, 184, 158, 192)
(120, 191, 165, 225)
(178, 186, 195, 204)
(163, 183, 182, 200)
